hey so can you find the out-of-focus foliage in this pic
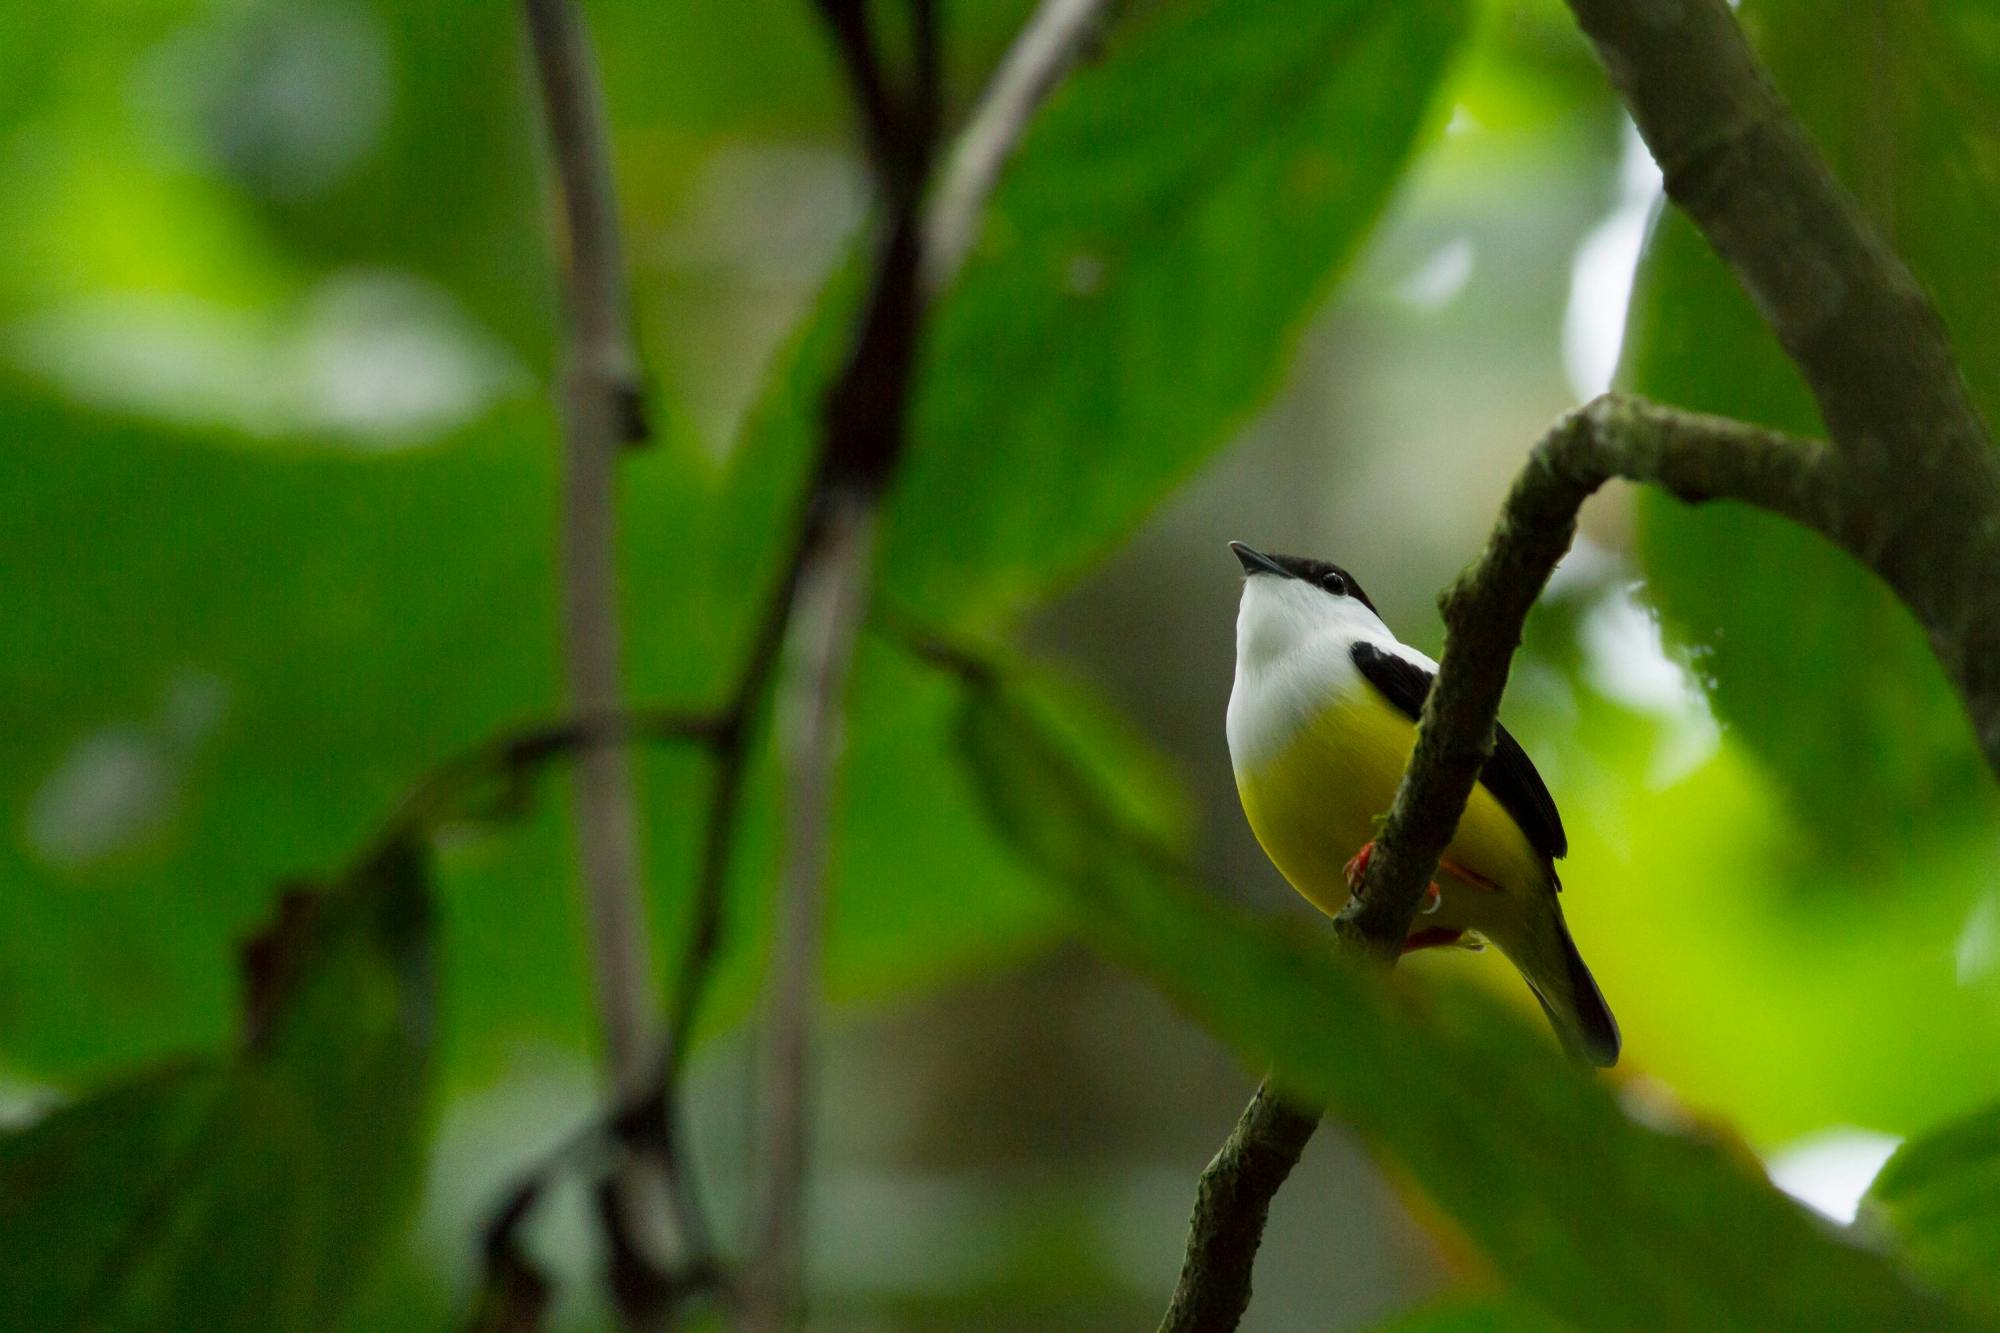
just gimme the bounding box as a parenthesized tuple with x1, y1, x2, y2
(884, 0, 1472, 620)
(0, 0, 1467, 1090)
(955, 678, 1979, 1332)
(0, 845, 434, 1331)
(1859, 1099, 2000, 1319)
(1625, 0, 2000, 860)
(6, 0, 2000, 1325)
(0, 0, 1472, 1321)
(1372, 1295, 1561, 1332)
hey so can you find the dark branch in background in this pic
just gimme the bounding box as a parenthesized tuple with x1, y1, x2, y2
(713, 0, 1117, 1320)
(660, 0, 1111, 1130)
(743, 2, 941, 1325)
(476, 0, 1118, 1324)
(737, 0, 1118, 1309)
(746, 497, 880, 1327)
(1166, 0, 2000, 1323)
(519, 0, 690, 1315)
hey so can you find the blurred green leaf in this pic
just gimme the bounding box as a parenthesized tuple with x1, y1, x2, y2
(0, 376, 1169, 1085)
(0, 386, 565, 1076)
(952, 679, 1975, 1332)
(1373, 1293, 1566, 1332)
(1859, 1101, 2000, 1318)
(716, 0, 1468, 625)
(1625, 0, 2000, 859)
(0, 0, 1460, 1089)
(0, 842, 435, 1331)
(886, 0, 1470, 620)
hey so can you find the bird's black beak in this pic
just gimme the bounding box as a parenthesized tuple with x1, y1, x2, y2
(1229, 541, 1287, 578)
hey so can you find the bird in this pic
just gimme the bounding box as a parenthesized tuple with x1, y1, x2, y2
(1224, 540, 1619, 1067)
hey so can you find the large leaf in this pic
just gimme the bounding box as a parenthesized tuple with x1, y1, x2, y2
(1624, 0, 2000, 858)
(0, 386, 565, 1076)
(717, 0, 1472, 630)
(1858, 1101, 2000, 1318)
(883, 0, 1469, 621)
(0, 842, 436, 1330)
(0, 0, 967, 1073)
(951, 679, 1976, 1332)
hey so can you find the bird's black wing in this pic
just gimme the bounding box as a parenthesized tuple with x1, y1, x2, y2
(1349, 641, 1568, 862)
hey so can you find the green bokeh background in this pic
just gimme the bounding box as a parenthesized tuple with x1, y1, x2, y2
(4, 0, 1999, 1327)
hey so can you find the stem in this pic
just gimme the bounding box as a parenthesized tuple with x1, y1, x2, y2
(520, 0, 681, 1316)
(1562, 0, 2000, 767)
(523, 0, 656, 1098)
(742, 498, 878, 1330)
(1157, 1081, 1319, 1333)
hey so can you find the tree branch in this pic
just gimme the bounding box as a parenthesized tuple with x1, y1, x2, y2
(1562, 0, 2000, 768)
(1158, 1081, 1319, 1333)
(740, 3, 940, 1324)
(507, 1, 1128, 1322)
(520, 0, 687, 1318)
(524, 0, 657, 1100)
(1168, 2, 2000, 1321)
(744, 497, 878, 1328)
(1336, 397, 1829, 958)
(1162, 396, 1829, 1328)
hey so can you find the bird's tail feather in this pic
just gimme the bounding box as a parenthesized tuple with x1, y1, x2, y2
(1518, 906, 1620, 1068)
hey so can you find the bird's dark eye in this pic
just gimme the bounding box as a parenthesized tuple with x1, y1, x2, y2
(1320, 570, 1347, 595)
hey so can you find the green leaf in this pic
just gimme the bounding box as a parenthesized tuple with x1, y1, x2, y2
(1372, 1294, 1567, 1332)
(0, 842, 436, 1331)
(0, 387, 565, 1076)
(881, 0, 1471, 620)
(1624, 0, 2000, 859)
(1859, 1102, 2000, 1317)
(952, 680, 1977, 1332)
(0, 0, 1451, 1096)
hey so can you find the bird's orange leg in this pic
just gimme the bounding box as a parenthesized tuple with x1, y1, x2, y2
(1343, 840, 1443, 915)
(1437, 856, 1505, 894)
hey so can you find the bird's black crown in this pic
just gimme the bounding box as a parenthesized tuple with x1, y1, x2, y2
(1230, 542, 1379, 615)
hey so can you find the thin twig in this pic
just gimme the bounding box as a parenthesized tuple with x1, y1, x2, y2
(488, 0, 1121, 1320)
(743, 498, 879, 1328)
(521, 0, 684, 1317)
(522, 0, 657, 1098)
(373, 708, 722, 858)
(924, 0, 1115, 290)
(737, 2, 942, 1323)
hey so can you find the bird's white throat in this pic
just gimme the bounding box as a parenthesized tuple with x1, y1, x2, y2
(1226, 574, 1421, 771)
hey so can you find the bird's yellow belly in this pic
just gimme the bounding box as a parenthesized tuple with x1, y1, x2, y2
(1235, 692, 1544, 920)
